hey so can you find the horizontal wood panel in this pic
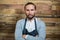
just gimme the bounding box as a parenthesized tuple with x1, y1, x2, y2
(46, 26, 60, 34)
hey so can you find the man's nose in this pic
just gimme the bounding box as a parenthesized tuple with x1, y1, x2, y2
(29, 11, 31, 14)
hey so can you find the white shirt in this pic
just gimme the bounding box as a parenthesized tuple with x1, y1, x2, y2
(25, 18, 37, 32)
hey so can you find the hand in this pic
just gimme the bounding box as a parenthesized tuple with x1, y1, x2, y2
(22, 35, 26, 39)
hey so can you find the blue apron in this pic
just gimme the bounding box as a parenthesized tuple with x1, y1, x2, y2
(22, 18, 38, 37)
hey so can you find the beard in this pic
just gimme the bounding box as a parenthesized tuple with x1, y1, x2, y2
(26, 14, 35, 20)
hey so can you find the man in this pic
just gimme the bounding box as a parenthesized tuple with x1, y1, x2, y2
(15, 2, 46, 40)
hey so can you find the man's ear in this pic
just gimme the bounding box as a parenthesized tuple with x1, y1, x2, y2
(23, 10, 26, 13)
(35, 10, 37, 14)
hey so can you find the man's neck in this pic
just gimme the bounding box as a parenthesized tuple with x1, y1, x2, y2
(27, 17, 35, 22)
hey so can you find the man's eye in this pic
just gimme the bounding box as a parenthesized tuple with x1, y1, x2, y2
(31, 9, 34, 11)
(26, 9, 29, 11)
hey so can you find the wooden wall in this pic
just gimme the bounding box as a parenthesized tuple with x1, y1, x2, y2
(0, 0, 60, 40)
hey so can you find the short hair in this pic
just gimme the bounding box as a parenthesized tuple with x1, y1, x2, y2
(24, 2, 36, 10)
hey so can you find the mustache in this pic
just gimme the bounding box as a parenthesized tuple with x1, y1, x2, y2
(28, 14, 33, 16)
(27, 14, 34, 16)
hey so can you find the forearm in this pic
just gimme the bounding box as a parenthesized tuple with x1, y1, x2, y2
(22, 35, 37, 40)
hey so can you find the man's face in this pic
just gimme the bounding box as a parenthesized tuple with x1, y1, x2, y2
(24, 4, 36, 19)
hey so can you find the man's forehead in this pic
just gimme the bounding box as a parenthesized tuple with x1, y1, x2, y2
(25, 4, 35, 9)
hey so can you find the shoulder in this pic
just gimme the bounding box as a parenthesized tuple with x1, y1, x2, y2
(37, 18, 46, 26)
(16, 19, 25, 24)
(37, 18, 45, 23)
(36, 18, 46, 30)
